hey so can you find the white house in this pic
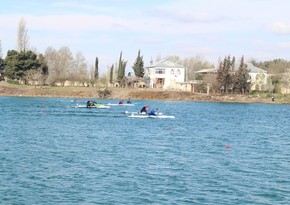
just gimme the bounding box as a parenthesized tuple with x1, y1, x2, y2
(194, 62, 268, 91)
(245, 63, 268, 91)
(144, 59, 185, 89)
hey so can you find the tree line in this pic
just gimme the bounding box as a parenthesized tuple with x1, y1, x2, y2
(0, 19, 146, 87)
(1, 18, 290, 94)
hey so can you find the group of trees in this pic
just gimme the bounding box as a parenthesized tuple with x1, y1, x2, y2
(4, 50, 47, 85)
(1, 18, 290, 94)
(0, 41, 5, 79)
(106, 50, 145, 87)
(168, 54, 290, 94)
(0, 18, 147, 87)
(216, 55, 251, 94)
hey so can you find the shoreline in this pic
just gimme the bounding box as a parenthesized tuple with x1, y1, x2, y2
(0, 81, 288, 104)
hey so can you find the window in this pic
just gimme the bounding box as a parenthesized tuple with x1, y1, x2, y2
(177, 69, 181, 75)
(171, 69, 175, 75)
(155, 69, 165, 74)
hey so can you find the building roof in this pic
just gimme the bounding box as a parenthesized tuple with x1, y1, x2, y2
(195, 62, 267, 74)
(146, 58, 184, 69)
(195, 68, 217, 74)
(244, 63, 267, 73)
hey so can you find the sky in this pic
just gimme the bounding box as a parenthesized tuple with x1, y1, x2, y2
(1, 0, 290, 74)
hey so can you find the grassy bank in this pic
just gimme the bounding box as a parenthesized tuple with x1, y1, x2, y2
(1, 81, 290, 104)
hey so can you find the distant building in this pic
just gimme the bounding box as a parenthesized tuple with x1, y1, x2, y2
(144, 59, 185, 89)
(245, 63, 268, 91)
(194, 62, 268, 91)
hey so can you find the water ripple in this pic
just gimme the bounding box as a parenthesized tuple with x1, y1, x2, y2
(1, 97, 290, 204)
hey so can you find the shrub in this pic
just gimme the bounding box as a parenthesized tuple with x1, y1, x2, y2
(98, 88, 112, 98)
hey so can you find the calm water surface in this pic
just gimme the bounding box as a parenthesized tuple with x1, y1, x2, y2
(0, 96, 290, 204)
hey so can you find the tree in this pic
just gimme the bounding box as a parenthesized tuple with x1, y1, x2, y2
(44, 46, 60, 85)
(234, 56, 251, 94)
(216, 55, 232, 93)
(231, 56, 236, 71)
(36, 54, 49, 87)
(4, 50, 40, 81)
(117, 51, 127, 81)
(0, 58, 5, 74)
(45, 46, 74, 86)
(109, 64, 114, 84)
(0, 41, 5, 74)
(94, 56, 99, 80)
(98, 73, 109, 86)
(132, 50, 144, 77)
(17, 18, 29, 52)
(71, 51, 87, 85)
(25, 69, 43, 88)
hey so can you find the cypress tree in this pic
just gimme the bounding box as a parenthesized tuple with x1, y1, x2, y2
(231, 56, 236, 71)
(94, 57, 99, 80)
(234, 55, 251, 94)
(132, 49, 144, 77)
(117, 52, 127, 81)
(216, 55, 232, 94)
(109, 64, 114, 84)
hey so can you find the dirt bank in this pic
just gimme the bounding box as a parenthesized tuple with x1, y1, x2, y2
(0, 81, 288, 104)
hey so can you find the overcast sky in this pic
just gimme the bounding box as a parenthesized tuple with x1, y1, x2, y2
(1, 0, 290, 73)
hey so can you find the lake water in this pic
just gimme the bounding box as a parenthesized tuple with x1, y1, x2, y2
(0, 96, 290, 204)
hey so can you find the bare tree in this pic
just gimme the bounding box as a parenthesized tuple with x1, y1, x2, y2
(25, 69, 42, 88)
(44, 47, 60, 85)
(45, 47, 90, 86)
(98, 73, 109, 87)
(183, 56, 213, 81)
(72, 51, 88, 85)
(17, 18, 29, 52)
(88, 64, 96, 86)
(58, 47, 73, 86)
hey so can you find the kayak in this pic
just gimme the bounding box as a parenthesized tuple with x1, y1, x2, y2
(107, 103, 135, 106)
(76, 104, 110, 109)
(122, 111, 140, 114)
(123, 110, 163, 115)
(127, 114, 175, 119)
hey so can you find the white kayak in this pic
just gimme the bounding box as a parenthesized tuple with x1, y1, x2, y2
(123, 110, 163, 115)
(107, 103, 135, 106)
(76, 104, 110, 109)
(128, 114, 175, 119)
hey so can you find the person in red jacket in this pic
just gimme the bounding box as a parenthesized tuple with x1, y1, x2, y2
(140, 105, 149, 114)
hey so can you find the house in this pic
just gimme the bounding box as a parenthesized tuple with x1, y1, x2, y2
(245, 63, 268, 91)
(194, 62, 268, 91)
(144, 59, 185, 89)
